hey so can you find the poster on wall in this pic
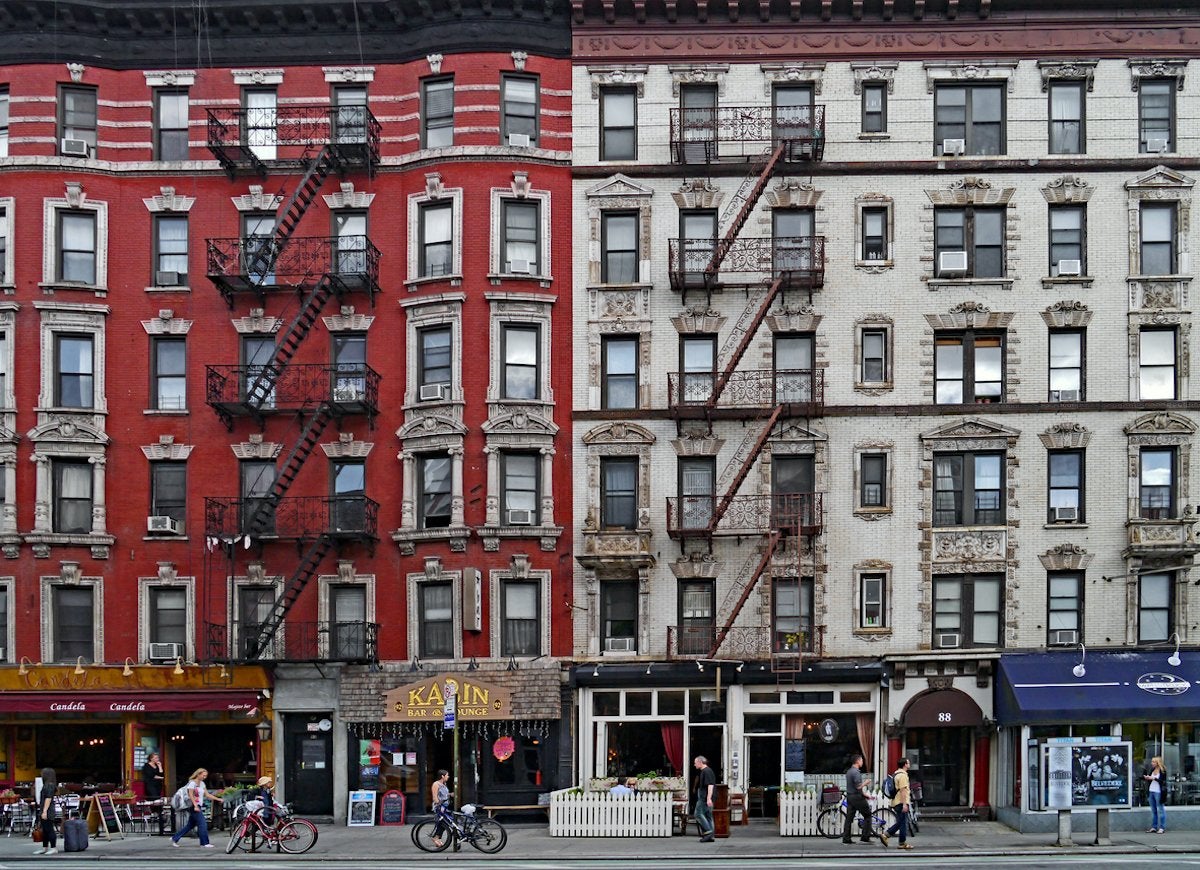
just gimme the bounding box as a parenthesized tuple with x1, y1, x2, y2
(1042, 739, 1133, 808)
(347, 790, 377, 827)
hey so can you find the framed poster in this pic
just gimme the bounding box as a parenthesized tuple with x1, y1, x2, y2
(348, 790, 377, 827)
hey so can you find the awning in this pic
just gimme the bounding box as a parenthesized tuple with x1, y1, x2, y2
(903, 689, 983, 728)
(997, 650, 1200, 726)
(0, 691, 261, 715)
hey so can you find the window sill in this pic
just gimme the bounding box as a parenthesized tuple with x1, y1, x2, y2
(1041, 275, 1094, 289)
(853, 508, 892, 522)
(144, 409, 189, 416)
(405, 274, 463, 291)
(857, 133, 891, 141)
(144, 285, 191, 293)
(39, 282, 108, 297)
(390, 525, 471, 555)
(1043, 522, 1087, 530)
(478, 524, 563, 552)
(927, 277, 1014, 291)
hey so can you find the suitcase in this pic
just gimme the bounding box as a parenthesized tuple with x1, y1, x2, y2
(63, 818, 89, 853)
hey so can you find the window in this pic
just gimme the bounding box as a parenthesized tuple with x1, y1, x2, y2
(601, 580, 637, 652)
(419, 581, 453, 657)
(1139, 79, 1174, 153)
(1049, 329, 1083, 401)
(1048, 81, 1084, 154)
(502, 324, 539, 399)
(860, 453, 887, 508)
(933, 574, 1002, 648)
(600, 87, 636, 160)
(153, 215, 188, 286)
(934, 84, 1004, 155)
(56, 333, 94, 408)
(1139, 572, 1173, 642)
(680, 334, 715, 404)
(419, 202, 452, 278)
(860, 574, 885, 629)
(237, 586, 273, 659)
(331, 460, 366, 532)
(149, 586, 186, 646)
(150, 461, 186, 524)
(862, 207, 887, 261)
(1139, 327, 1176, 400)
(154, 90, 189, 161)
(52, 585, 94, 662)
(53, 460, 92, 534)
(501, 452, 539, 526)
(418, 326, 451, 393)
(0, 88, 8, 157)
(860, 328, 888, 384)
(862, 82, 887, 133)
(1048, 450, 1083, 523)
(59, 86, 97, 155)
(772, 577, 813, 653)
(330, 584, 367, 659)
(601, 211, 637, 284)
(1049, 206, 1084, 277)
(501, 580, 539, 656)
(935, 207, 1004, 277)
(1140, 203, 1176, 276)
(678, 457, 715, 530)
(58, 212, 97, 284)
(501, 75, 538, 146)
(240, 460, 276, 535)
(679, 580, 714, 655)
(501, 200, 540, 275)
(1140, 448, 1175, 520)
(1047, 572, 1082, 645)
(152, 336, 187, 410)
(243, 88, 277, 160)
(601, 335, 638, 410)
(418, 454, 451, 529)
(935, 331, 1004, 404)
(421, 78, 454, 149)
(601, 457, 637, 530)
(934, 451, 1004, 526)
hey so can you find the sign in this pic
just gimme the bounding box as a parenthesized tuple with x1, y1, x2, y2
(379, 790, 405, 826)
(382, 673, 513, 722)
(1042, 741, 1133, 809)
(347, 790, 377, 827)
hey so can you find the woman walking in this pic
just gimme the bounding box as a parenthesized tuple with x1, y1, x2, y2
(1144, 756, 1167, 834)
(171, 768, 223, 848)
(34, 767, 57, 856)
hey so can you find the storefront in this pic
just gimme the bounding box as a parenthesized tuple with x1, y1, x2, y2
(996, 649, 1200, 832)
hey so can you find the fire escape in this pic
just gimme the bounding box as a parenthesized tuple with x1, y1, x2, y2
(664, 101, 826, 674)
(202, 105, 383, 664)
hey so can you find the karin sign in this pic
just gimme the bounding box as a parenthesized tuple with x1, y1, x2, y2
(383, 673, 512, 722)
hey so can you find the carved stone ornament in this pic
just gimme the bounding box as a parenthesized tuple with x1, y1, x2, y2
(850, 62, 898, 95)
(1042, 176, 1094, 204)
(66, 63, 86, 83)
(1037, 60, 1098, 92)
(759, 62, 825, 96)
(587, 65, 648, 99)
(427, 54, 444, 74)
(1129, 59, 1188, 91)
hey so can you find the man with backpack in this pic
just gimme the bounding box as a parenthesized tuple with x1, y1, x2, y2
(884, 757, 913, 850)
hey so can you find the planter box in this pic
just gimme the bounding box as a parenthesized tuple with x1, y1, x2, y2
(550, 789, 672, 837)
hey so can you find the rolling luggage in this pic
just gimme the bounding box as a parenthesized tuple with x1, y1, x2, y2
(63, 818, 89, 853)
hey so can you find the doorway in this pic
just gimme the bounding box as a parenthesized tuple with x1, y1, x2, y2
(907, 727, 970, 806)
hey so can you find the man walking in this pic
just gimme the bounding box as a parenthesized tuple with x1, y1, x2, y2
(886, 757, 913, 849)
(692, 756, 716, 843)
(842, 754, 885, 846)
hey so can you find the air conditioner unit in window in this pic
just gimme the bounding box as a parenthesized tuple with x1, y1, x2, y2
(937, 632, 961, 649)
(941, 138, 965, 156)
(605, 637, 636, 652)
(419, 383, 447, 402)
(939, 251, 968, 274)
(506, 509, 534, 526)
(508, 258, 532, 275)
(1050, 629, 1078, 646)
(1056, 259, 1082, 276)
(147, 515, 183, 535)
(508, 133, 531, 148)
(1053, 506, 1079, 523)
(1053, 389, 1080, 402)
(60, 138, 90, 157)
(148, 642, 183, 661)
(1147, 136, 1170, 154)
(155, 270, 181, 286)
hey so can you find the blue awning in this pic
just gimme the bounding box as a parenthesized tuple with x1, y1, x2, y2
(996, 650, 1200, 726)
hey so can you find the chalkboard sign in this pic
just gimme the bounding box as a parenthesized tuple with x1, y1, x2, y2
(379, 790, 405, 826)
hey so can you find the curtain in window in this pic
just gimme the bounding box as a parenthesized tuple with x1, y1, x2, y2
(855, 714, 874, 771)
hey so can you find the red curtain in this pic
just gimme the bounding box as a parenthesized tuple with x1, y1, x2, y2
(661, 722, 684, 775)
(856, 714, 875, 772)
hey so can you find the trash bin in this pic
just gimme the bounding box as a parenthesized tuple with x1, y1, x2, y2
(713, 783, 731, 838)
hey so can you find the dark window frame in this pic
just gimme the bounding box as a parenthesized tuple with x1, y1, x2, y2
(933, 573, 1004, 649)
(1047, 80, 1085, 155)
(600, 86, 637, 161)
(601, 334, 639, 410)
(421, 76, 455, 149)
(153, 88, 189, 161)
(933, 450, 1006, 527)
(934, 330, 1006, 405)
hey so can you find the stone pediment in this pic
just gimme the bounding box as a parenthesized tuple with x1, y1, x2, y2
(583, 421, 655, 446)
(921, 417, 1021, 442)
(397, 413, 468, 441)
(1125, 411, 1197, 436)
(1126, 165, 1195, 191)
(482, 411, 559, 437)
(585, 174, 654, 200)
(28, 417, 108, 444)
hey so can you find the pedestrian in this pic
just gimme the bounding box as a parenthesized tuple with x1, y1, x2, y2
(141, 752, 165, 800)
(170, 767, 222, 848)
(1144, 756, 1167, 833)
(692, 756, 716, 843)
(885, 757, 913, 850)
(34, 767, 57, 856)
(610, 777, 637, 797)
(430, 769, 452, 849)
(842, 754, 884, 846)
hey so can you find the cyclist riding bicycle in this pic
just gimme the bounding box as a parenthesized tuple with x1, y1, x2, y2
(430, 769, 452, 848)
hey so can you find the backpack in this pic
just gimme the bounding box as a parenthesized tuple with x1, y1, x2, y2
(882, 774, 896, 799)
(171, 786, 191, 811)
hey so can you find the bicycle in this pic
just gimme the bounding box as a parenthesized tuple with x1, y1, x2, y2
(816, 790, 898, 840)
(225, 803, 318, 854)
(412, 804, 507, 854)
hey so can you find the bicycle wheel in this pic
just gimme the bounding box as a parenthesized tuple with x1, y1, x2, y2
(412, 819, 452, 853)
(275, 820, 317, 854)
(466, 818, 507, 854)
(817, 806, 846, 839)
(225, 820, 245, 854)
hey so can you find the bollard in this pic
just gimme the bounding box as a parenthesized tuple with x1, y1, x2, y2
(1092, 807, 1111, 846)
(1056, 809, 1074, 846)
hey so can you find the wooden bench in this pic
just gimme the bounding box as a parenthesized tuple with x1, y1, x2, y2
(483, 804, 549, 820)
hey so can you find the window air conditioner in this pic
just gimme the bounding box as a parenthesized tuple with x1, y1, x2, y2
(506, 509, 534, 526)
(1052, 506, 1079, 523)
(147, 515, 183, 535)
(1146, 136, 1170, 154)
(605, 637, 636, 652)
(148, 642, 183, 661)
(941, 138, 965, 156)
(508, 133, 531, 148)
(1053, 389, 1080, 402)
(419, 383, 447, 402)
(937, 632, 961, 649)
(156, 271, 181, 286)
(61, 138, 90, 157)
(1056, 259, 1082, 277)
(1050, 629, 1078, 646)
(939, 251, 968, 274)
(508, 258, 532, 275)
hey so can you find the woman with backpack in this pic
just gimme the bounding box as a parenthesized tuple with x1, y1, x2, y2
(170, 768, 224, 848)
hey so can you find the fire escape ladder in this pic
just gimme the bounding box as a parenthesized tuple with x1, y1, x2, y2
(244, 535, 335, 660)
(243, 276, 337, 413)
(708, 277, 785, 409)
(708, 531, 781, 658)
(708, 405, 783, 532)
(705, 143, 785, 279)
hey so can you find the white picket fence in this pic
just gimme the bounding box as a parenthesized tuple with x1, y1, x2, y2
(779, 789, 888, 837)
(549, 789, 673, 837)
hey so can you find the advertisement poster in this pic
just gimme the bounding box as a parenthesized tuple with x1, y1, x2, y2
(1042, 740, 1133, 808)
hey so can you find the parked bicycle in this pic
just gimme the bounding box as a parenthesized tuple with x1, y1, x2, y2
(226, 802, 318, 854)
(816, 790, 898, 839)
(412, 804, 507, 854)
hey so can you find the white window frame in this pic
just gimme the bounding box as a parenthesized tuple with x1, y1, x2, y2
(42, 193, 108, 291)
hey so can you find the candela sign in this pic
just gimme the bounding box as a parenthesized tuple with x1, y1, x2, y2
(383, 673, 512, 722)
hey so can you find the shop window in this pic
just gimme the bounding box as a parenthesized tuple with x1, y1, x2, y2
(600, 457, 637, 530)
(772, 577, 813, 653)
(933, 451, 1004, 526)
(500, 580, 540, 656)
(52, 585, 94, 662)
(933, 574, 1002, 649)
(1139, 572, 1173, 643)
(1047, 450, 1083, 524)
(418, 454, 452, 529)
(1140, 447, 1176, 519)
(1047, 572, 1082, 645)
(53, 459, 92, 534)
(601, 580, 637, 653)
(419, 581, 453, 658)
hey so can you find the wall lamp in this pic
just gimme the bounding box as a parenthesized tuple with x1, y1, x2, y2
(73, 656, 87, 676)
(1072, 643, 1087, 678)
(1168, 632, 1182, 667)
(122, 657, 135, 677)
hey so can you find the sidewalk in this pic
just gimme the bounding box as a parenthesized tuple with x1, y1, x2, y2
(3, 819, 1198, 861)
